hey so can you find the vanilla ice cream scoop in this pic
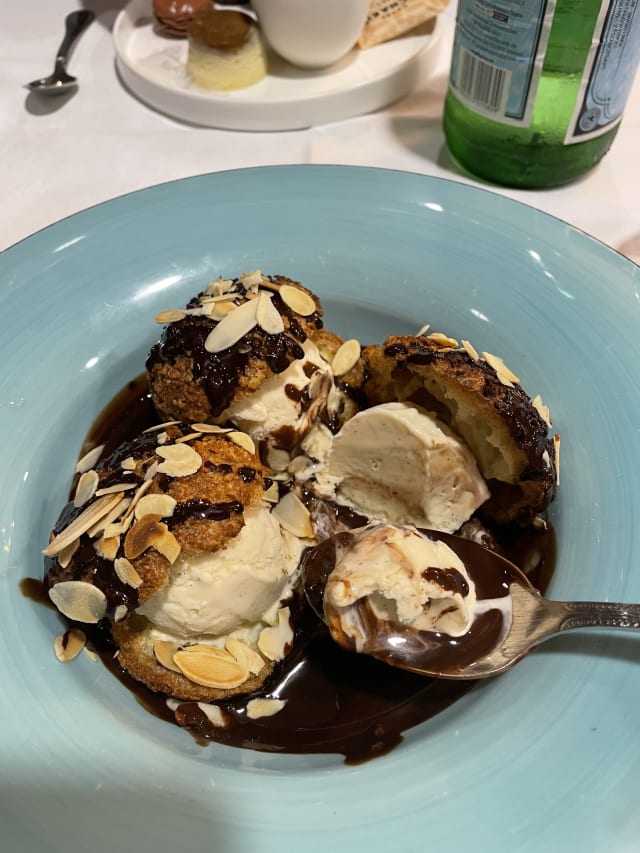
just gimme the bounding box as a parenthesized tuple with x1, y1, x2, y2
(137, 505, 302, 639)
(311, 401, 489, 532)
(323, 524, 477, 647)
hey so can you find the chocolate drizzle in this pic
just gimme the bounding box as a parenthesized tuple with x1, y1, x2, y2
(169, 498, 243, 527)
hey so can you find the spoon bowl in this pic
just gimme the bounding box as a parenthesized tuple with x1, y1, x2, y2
(27, 10, 95, 95)
(302, 527, 640, 679)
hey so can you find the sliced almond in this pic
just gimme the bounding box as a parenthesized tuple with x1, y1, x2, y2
(87, 497, 132, 538)
(483, 352, 520, 387)
(156, 431, 169, 445)
(225, 639, 265, 676)
(246, 698, 286, 720)
(553, 434, 561, 486)
(154, 309, 186, 324)
(532, 394, 552, 427)
(211, 301, 238, 322)
(54, 628, 86, 663)
(75, 445, 104, 474)
(134, 493, 177, 520)
(144, 460, 159, 482)
(175, 432, 202, 444)
(272, 491, 314, 539)
(43, 493, 124, 557)
(121, 456, 137, 471)
(461, 339, 479, 361)
(49, 581, 107, 623)
(94, 535, 120, 561)
(197, 702, 228, 727)
(156, 443, 202, 477)
(262, 481, 280, 504)
(153, 529, 181, 564)
(427, 332, 459, 349)
(73, 469, 99, 508)
(57, 538, 80, 570)
(124, 515, 167, 560)
(241, 269, 263, 290)
(95, 482, 137, 497)
(153, 640, 183, 673)
(332, 339, 361, 376)
(191, 423, 232, 434)
(227, 431, 256, 455)
(84, 646, 98, 662)
(256, 290, 285, 335)
(279, 284, 316, 317)
(114, 557, 143, 589)
(204, 298, 258, 353)
(173, 645, 249, 688)
(143, 421, 182, 434)
(113, 604, 128, 622)
(258, 608, 293, 662)
(416, 323, 431, 336)
(207, 277, 234, 297)
(266, 447, 290, 472)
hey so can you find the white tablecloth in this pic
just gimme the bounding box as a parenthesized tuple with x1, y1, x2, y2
(2, 0, 639, 257)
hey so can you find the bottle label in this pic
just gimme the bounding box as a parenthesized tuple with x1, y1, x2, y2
(566, 0, 640, 142)
(449, 0, 557, 127)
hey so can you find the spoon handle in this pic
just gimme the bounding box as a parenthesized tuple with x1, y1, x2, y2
(55, 10, 95, 66)
(556, 600, 640, 631)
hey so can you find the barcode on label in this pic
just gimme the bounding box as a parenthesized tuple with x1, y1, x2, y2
(454, 47, 510, 114)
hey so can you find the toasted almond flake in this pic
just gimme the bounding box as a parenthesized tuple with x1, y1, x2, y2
(483, 352, 520, 387)
(135, 493, 177, 520)
(199, 292, 238, 304)
(225, 639, 265, 676)
(84, 646, 98, 662)
(256, 290, 285, 335)
(175, 432, 202, 444)
(211, 301, 238, 321)
(204, 298, 258, 353)
(94, 535, 120, 561)
(532, 394, 552, 427)
(427, 332, 459, 348)
(156, 443, 203, 477)
(241, 269, 263, 289)
(266, 447, 290, 472)
(197, 702, 228, 727)
(57, 538, 80, 569)
(332, 339, 361, 376)
(227, 431, 256, 455)
(246, 698, 286, 720)
(75, 445, 105, 474)
(262, 481, 280, 503)
(87, 497, 132, 538)
(279, 284, 316, 317)
(95, 482, 137, 497)
(121, 480, 154, 524)
(191, 423, 232, 434)
(156, 431, 169, 445)
(43, 493, 124, 557)
(143, 421, 182, 434)
(155, 309, 186, 324)
(416, 323, 431, 336)
(124, 515, 167, 560)
(54, 628, 86, 663)
(533, 515, 548, 530)
(73, 470, 99, 508)
(207, 277, 235, 297)
(113, 605, 128, 622)
(121, 456, 137, 471)
(553, 434, 561, 486)
(153, 529, 181, 564)
(114, 557, 143, 589)
(49, 581, 107, 623)
(173, 645, 249, 688)
(461, 339, 479, 361)
(272, 491, 314, 538)
(258, 608, 293, 662)
(153, 640, 183, 673)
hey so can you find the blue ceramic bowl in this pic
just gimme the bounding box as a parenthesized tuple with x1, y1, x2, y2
(1, 166, 639, 853)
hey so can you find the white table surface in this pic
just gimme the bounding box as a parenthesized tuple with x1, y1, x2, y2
(2, 0, 639, 257)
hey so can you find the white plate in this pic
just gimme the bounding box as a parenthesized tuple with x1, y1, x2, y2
(113, 0, 442, 130)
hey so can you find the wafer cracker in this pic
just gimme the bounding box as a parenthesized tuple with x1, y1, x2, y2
(357, 0, 449, 49)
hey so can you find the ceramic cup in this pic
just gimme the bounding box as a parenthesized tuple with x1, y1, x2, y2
(251, 0, 370, 70)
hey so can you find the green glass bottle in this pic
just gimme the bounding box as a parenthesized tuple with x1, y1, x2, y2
(443, 0, 640, 188)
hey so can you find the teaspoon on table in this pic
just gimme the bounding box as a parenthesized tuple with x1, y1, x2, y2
(27, 10, 95, 95)
(302, 529, 640, 680)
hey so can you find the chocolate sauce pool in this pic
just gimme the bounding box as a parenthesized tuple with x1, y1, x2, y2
(25, 374, 556, 765)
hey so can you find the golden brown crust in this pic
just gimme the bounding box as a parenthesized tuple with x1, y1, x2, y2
(362, 335, 556, 524)
(112, 615, 274, 701)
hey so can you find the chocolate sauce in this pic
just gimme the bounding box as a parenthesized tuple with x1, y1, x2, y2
(169, 498, 243, 527)
(30, 375, 556, 765)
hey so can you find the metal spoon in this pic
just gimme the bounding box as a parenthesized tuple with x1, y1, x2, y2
(302, 528, 640, 680)
(27, 10, 95, 94)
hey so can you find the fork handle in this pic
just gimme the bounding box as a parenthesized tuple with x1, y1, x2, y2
(56, 10, 95, 66)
